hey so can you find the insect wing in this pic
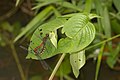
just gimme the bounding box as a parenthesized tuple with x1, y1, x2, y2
(29, 46, 51, 70)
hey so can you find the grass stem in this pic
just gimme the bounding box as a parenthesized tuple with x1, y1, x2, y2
(49, 53, 66, 80)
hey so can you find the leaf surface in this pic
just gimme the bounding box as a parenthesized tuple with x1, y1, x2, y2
(70, 50, 85, 78)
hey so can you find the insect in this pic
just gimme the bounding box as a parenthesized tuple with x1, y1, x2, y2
(28, 32, 51, 70)
(33, 34, 49, 54)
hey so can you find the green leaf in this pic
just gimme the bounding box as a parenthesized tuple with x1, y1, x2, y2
(70, 50, 85, 78)
(88, 14, 101, 19)
(26, 18, 67, 59)
(57, 14, 95, 53)
(113, 0, 120, 12)
(56, 1, 82, 12)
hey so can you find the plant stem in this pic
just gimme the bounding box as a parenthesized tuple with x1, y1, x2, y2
(10, 42, 26, 80)
(49, 53, 66, 80)
(95, 43, 105, 80)
(86, 34, 120, 50)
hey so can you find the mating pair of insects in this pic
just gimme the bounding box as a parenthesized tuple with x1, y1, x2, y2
(30, 31, 51, 70)
(31, 33, 49, 54)
(21, 29, 52, 70)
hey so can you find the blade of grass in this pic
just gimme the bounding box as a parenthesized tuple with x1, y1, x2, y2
(71, 0, 76, 5)
(102, 7, 111, 38)
(95, 43, 105, 80)
(15, 0, 20, 6)
(10, 41, 26, 80)
(94, 0, 103, 33)
(84, 0, 93, 13)
(86, 34, 120, 50)
(95, 0, 111, 39)
(32, 1, 58, 10)
(113, 0, 120, 12)
(14, 6, 53, 43)
(52, 6, 61, 17)
(102, 7, 112, 48)
(56, 1, 82, 12)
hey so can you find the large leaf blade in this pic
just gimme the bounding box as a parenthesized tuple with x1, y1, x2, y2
(57, 14, 95, 53)
(26, 18, 67, 59)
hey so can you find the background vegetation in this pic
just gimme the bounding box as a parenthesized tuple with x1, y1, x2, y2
(0, 0, 120, 80)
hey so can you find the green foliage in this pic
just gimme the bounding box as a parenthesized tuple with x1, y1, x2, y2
(27, 13, 95, 59)
(111, 19, 120, 34)
(95, 43, 105, 80)
(0, 21, 25, 80)
(26, 18, 67, 59)
(26, 13, 96, 78)
(5, 0, 120, 79)
(106, 44, 120, 68)
(70, 50, 85, 78)
(102, 7, 111, 38)
(14, 6, 54, 43)
(0, 21, 21, 46)
(113, 0, 120, 12)
(15, 0, 20, 6)
(33, 0, 82, 11)
(30, 75, 42, 80)
(59, 14, 95, 53)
